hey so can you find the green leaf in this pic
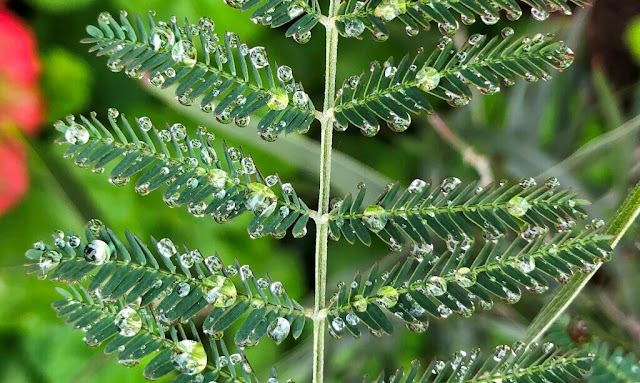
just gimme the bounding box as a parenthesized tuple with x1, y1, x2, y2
(364, 342, 593, 382)
(590, 342, 640, 383)
(25, 220, 307, 347)
(335, 0, 587, 40)
(334, 32, 575, 134)
(222, 0, 322, 40)
(329, 177, 591, 251)
(50, 284, 252, 382)
(81, 11, 316, 140)
(54, 112, 311, 237)
(326, 226, 611, 337)
(524, 182, 640, 343)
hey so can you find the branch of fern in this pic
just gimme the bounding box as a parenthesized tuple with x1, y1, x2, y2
(142, 82, 391, 195)
(524, 181, 640, 343)
(428, 113, 494, 186)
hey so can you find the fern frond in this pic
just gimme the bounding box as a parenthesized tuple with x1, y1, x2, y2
(82, 11, 316, 140)
(325, 228, 610, 337)
(590, 342, 640, 383)
(220, 0, 322, 42)
(333, 32, 575, 134)
(363, 342, 592, 382)
(328, 178, 590, 251)
(335, 0, 586, 40)
(52, 283, 257, 382)
(25, 221, 307, 347)
(55, 112, 311, 238)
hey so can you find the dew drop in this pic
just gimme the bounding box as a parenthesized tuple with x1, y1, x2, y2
(84, 240, 111, 265)
(157, 238, 177, 258)
(343, 18, 365, 38)
(249, 46, 269, 68)
(506, 196, 531, 217)
(171, 340, 207, 375)
(293, 30, 311, 44)
(374, 0, 407, 22)
(245, 183, 277, 217)
(267, 88, 289, 111)
(202, 275, 237, 307)
(362, 205, 388, 232)
(149, 23, 175, 51)
(376, 285, 399, 308)
(65, 123, 90, 145)
(171, 40, 197, 67)
(267, 317, 291, 345)
(415, 66, 440, 92)
(115, 308, 142, 337)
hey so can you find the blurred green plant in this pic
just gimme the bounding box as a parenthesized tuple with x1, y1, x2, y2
(16, 0, 640, 383)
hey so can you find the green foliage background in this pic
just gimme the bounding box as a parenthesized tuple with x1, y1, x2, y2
(2, 0, 640, 382)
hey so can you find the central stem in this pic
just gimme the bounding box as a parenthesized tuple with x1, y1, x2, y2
(313, 1, 339, 382)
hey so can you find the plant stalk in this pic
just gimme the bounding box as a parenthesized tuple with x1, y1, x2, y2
(524, 181, 640, 343)
(313, 1, 339, 383)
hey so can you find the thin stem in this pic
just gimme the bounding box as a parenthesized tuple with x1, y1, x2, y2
(524, 181, 640, 343)
(427, 114, 494, 186)
(313, 1, 339, 383)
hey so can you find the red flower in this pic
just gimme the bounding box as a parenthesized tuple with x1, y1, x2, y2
(0, 7, 44, 215)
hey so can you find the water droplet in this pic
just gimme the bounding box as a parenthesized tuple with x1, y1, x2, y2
(408, 179, 427, 194)
(202, 275, 237, 307)
(481, 13, 500, 25)
(270, 281, 284, 295)
(149, 23, 175, 51)
(501, 27, 515, 38)
(249, 46, 269, 68)
(437, 21, 459, 36)
(267, 88, 289, 111)
(425, 276, 447, 296)
(276, 66, 293, 82)
(38, 250, 62, 275)
(176, 282, 191, 297)
(362, 205, 388, 232)
(84, 240, 111, 265)
(461, 14, 476, 25)
(293, 30, 311, 44)
(531, 7, 549, 21)
(267, 317, 290, 344)
(115, 308, 142, 337)
(415, 66, 440, 92)
(452, 267, 475, 288)
(387, 114, 411, 132)
(516, 255, 536, 273)
(157, 238, 177, 258)
(245, 183, 277, 217)
(171, 340, 207, 375)
(438, 305, 452, 318)
(171, 40, 197, 67)
(591, 218, 605, 230)
(440, 177, 461, 194)
(506, 196, 530, 217)
(65, 123, 90, 145)
(352, 295, 368, 312)
(544, 177, 560, 189)
(376, 285, 399, 308)
(374, 0, 407, 21)
(344, 18, 365, 37)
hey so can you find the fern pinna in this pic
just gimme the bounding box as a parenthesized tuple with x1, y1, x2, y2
(24, 0, 640, 382)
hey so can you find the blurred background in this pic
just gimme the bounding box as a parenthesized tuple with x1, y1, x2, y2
(0, 0, 639, 382)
